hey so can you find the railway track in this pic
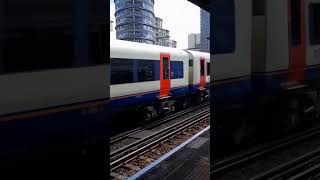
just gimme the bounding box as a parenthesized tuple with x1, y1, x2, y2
(110, 107, 210, 179)
(110, 102, 209, 152)
(250, 146, 320, 180)
(211, 125, 320, 177)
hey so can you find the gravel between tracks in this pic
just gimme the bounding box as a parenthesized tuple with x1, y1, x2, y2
(110, 105, 209, 154)
(111, 117, 210, 179)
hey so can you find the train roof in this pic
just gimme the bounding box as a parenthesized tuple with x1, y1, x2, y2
(184, 50, 210, 60)
(110, 39, 189, 61)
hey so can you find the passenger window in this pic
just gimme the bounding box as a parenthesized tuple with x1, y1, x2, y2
(111, 59, 134, 85)
(309, 3, 320, 45)
(163, 57, 169, 80)
(138, 60, 155, 82)
(291, 0, 301, 46)
(252, 0, 265, 16)
(170, 61, 184, 79)
(0, 2, 106, 75)
(189, 59, 193, 67)
(200, 60, 205, 76)
(207, 62, 210, 76)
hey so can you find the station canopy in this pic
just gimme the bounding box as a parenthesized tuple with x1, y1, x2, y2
(187, 0, 212, 12)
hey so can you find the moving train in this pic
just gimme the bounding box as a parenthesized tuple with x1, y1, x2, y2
(110, 40, 210, 121)
(0, 1, 109, 171)
(211, 0, 320, 144)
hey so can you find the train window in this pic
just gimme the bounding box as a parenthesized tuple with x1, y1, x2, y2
(138, 60, 156, 82)
(189, 59, 193, 67)
(163, 57, 169, 80)
(309, 4, 320, 45)
(111, 59, 134, 85)
(2, 28, 74, 74)
(0, 0, 107, 75)
(252, 0, 265, 16)
(212, 0, 236, 54)
(207, 62, 210, 76)
(291, 0, 301, 46)
(200, 60, 205, 76)
(89, 24, 108, 65)
(170, 61, 183, 79)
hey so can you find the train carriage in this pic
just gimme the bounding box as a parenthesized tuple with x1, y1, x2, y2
(0, 0, 109, 168)
(212, 0, 320, 145)
(185, 50, 210, 103)
(110, 40, 190, 121)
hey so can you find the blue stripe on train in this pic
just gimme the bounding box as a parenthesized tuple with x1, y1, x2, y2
(110, 86, 189, 112)
(110, 82, 211, 112)
(0, 102, 110, 155)
(211, 79, 251, 108)
(305, 67, 320, 82)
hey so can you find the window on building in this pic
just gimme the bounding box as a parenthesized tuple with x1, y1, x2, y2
(309, 3, 320, 45)
(207, 62, 210, 76)
(291, 0, 301, 46)
(163, 57, 169, 80)
(111, 59, 134, 85)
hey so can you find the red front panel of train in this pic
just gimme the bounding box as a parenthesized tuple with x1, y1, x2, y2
(160, 53, 170, 98)
(200, 58, 206, 89)
(288, 0, 306, 84)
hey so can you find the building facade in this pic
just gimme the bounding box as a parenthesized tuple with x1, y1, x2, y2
(154, 17, 176, 48)
(155, 17, 170, 46)
(188, 33, 201, 51)
(114, 0, 156, 44)
(200, 9, 210, 53)
(168, 39, 177, 48)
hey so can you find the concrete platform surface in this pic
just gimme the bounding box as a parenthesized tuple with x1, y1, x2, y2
(137, 129, 210, 180)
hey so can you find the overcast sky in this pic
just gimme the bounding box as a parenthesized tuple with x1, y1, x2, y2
(110, 0, 200, 49)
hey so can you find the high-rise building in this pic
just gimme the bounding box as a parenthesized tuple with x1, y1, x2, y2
(114, 0, 156, 44)
(169, 39, 177, 48)
(200, 9, 210, 53)
(188, 33, 201, 51)
(155, 17, 170, 46)
(114, 0, 177, 47)
(154, 17, 177, 47)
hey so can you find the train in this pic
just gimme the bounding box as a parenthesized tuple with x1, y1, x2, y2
(0, 1, 109, 174)
(211, 0, 320, 145)
(110, 39, 210, 121)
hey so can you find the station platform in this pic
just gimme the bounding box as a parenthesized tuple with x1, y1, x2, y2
(129, 126, 210, 180)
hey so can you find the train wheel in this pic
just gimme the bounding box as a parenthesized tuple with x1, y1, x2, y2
(283, 98, 301, 133)
(182, 98, 191, 109)
(141, 108, 153, 122)
(170, 105, 175, 113)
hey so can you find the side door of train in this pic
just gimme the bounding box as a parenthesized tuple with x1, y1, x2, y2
(305, 0, 320, 76)
(288, 0, 307, 83)
(160, 53, 171, 98)
(200, 57, 206, 89)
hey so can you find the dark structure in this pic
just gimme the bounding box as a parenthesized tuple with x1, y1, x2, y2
(114, 0, 156, 44)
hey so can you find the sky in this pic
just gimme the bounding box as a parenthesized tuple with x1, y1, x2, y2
(110, 0, 200, 49)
